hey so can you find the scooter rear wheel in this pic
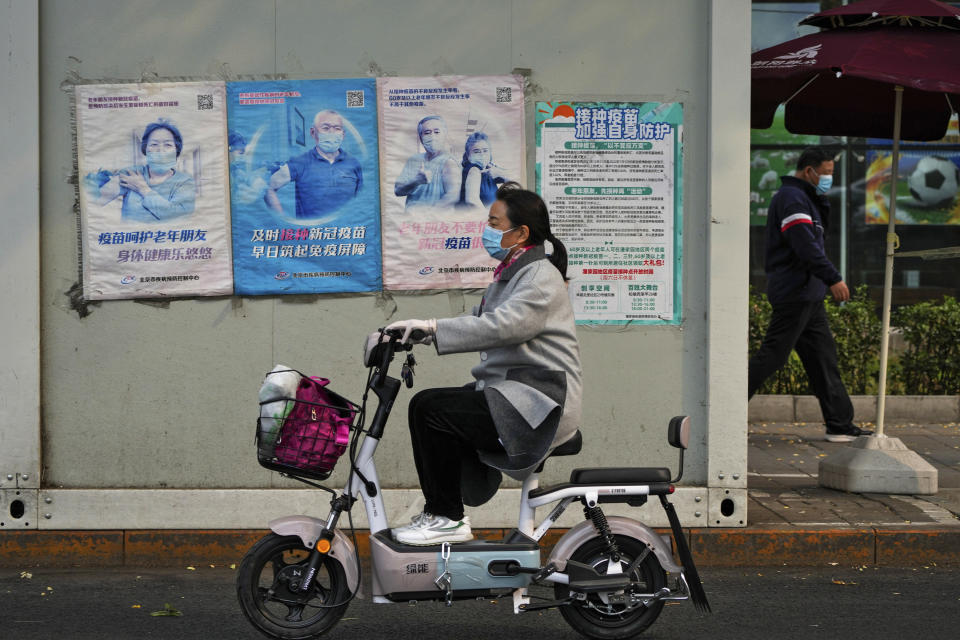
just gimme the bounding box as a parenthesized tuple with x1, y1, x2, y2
(555, 534, 666, 639)
(237, 533, 350, 639)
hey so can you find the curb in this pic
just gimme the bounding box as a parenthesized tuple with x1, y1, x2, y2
(3, 528, 959, 569)
(748, 395, 960, 423)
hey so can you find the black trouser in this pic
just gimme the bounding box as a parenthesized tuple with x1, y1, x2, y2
(407, 386, 505, 520)
(748, 299, 854, 432)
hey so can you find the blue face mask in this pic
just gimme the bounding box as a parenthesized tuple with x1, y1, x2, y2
(469, 151, 490, 169)
(146, 150, 176, 174)
(816, 173, 833, 194)
(315, 132, 343, 154)
(482, 225, 517, 261)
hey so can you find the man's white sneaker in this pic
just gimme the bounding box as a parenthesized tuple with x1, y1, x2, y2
(393, 513, 472, 546)
(825, 426, 874, 443)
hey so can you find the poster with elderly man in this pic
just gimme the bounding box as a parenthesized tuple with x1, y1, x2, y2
(377, 75, 526, 289)
(75, 81, 233, 300)
(226, 78, 381, 294)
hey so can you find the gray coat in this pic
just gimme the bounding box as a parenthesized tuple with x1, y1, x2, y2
(435, 246, 583, 500)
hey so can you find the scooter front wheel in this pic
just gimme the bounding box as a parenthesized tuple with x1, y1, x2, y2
(237, 533, 350, 639)
(555, 534, 666, 639)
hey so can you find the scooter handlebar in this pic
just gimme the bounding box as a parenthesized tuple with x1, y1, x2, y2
(363, 328, 425, 367)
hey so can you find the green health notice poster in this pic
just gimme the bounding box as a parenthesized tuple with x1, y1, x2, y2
(536, 101, 683, 324)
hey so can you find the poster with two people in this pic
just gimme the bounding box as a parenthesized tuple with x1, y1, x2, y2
(377, 75, 526, 289)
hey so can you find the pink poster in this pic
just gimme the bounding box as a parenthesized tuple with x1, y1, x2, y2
(377, 75, 526, 289)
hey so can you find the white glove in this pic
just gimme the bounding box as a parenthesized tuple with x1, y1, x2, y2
(385, 318, 437, 345)
(363, 331, 391, 366)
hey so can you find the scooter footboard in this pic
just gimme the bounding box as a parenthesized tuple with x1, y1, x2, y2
(269, 515, 361, 596)
(547, 516, 682, 574)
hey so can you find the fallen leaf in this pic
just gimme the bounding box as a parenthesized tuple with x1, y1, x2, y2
(151, 603, 183, 617)
(186, 566, 196, 571)
(832, 579, 857, 585)
(828, 562, 839, 566)
(132, 605, 142, 609)
(229, 564, 236, 570)
(20, 571, 32, 579)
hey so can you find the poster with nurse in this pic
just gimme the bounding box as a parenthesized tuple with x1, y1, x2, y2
(377, 75, 526, 290)
(75, 81, 233, 300)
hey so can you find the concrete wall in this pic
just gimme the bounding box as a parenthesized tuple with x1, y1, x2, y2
(1, 0, 750, 529)
(0, 0, 41, 529)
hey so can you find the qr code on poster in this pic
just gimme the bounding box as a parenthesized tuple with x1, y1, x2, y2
(496, 87, 512, 103)
(197, 94, 214, 110)
(346, 90, 364, 108)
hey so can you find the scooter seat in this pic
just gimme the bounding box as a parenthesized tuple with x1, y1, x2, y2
(534, 431, 583, 473)
(570, 467, 671, 484)
(550, 430, 583, 457)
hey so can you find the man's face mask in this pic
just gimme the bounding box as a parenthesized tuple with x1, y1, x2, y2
(806, 163, 834, 195)
(815, 173, 833, 194)
(420, 122, 446, 154)
(314, 130, 343, 154)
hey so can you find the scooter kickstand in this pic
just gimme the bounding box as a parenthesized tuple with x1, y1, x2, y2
(433, 542, 453, 606)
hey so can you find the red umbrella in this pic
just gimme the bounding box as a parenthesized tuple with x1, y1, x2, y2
(799, 0, 960, 29)
(752, 28, 960, 140)
(752, 6, 960, 437)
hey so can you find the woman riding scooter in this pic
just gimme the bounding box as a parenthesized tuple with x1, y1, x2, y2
(385, 182, 583, 546)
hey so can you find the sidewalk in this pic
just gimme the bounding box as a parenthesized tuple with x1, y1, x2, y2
(2, 421, 958, 569)
(720, 420, 960, 567)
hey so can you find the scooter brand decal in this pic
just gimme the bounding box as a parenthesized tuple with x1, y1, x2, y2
(405, 563, 430, 575)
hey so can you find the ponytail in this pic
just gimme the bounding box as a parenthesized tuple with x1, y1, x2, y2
(495, 182, 569, 280)
(545, 232, 569, 281)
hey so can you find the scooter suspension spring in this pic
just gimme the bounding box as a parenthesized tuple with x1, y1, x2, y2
(584, 505, 620, 563)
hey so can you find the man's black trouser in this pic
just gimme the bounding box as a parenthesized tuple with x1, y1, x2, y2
(407, 386, 505, 521)
(748, 299, 854, 432)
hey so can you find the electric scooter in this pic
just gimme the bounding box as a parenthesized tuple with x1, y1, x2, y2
(237, 330, 710, 640)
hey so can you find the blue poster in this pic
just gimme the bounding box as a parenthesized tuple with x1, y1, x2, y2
(226, 79, 381, 294)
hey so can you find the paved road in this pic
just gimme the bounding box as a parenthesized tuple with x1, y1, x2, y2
(3, 564, 959, 639)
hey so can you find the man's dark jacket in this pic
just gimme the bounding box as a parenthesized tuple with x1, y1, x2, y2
(764, 175, 842, 304)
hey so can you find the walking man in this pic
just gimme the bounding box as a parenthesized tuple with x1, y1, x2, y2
(749, 147, 873, 443)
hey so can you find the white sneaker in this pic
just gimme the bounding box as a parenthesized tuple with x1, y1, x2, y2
(393, 513, 473, 546)
(390, 511, 430, 540)
(825, 426, 874, 443)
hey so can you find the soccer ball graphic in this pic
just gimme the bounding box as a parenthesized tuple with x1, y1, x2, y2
(907, 155, 960, 208)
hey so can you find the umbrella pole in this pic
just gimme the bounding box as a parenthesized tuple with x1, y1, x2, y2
(820, 84, 934, 496)
(876, 85, 903, 438)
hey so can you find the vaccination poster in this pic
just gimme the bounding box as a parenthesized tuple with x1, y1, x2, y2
(377, 75, 526, 290)
(226, 79, 381, 294)
(76, 82, 233, 300)
(536, 101, 683, 325)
